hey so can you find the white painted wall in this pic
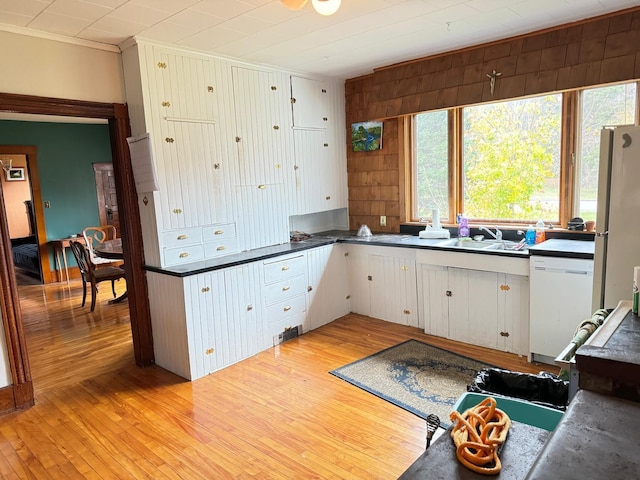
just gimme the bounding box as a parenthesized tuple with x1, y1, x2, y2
(0, 29, 125, 103)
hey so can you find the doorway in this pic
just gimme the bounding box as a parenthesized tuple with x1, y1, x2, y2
(0, 93, 154, 412)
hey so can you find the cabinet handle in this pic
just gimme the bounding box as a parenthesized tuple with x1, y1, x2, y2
(258, 184, 266, 189)
(275, 163, 281, 169)
(247, 305, 253, 311)
(446, 290, 452, 297)
(290, 97, 297, 104)
(214, 163, 220, 169)
(157, 62, 167, 69)
(325, 196, 331, 200)
(172, 208, 182, 214)
(161, 101, 171, 107)
(500, 284, 510, 291)
(235, 136, 241, 142)
(367, 275, 372, 281)
(177, 234, 188, 240)
(205, 348, 214, 355)
(307, 286, 313, 292)
(403, 309, 411, 315)
(282, 286, 290, 291)
(165, 137, 174, 143)
(323, 117, 328, 121)
(323, 143, 329, 147)
(344, 252, 349, 257)
(283, 306, 292, 312)
(179, 252, 189, 258)
(201, 287, 210, 293)
(207, 86, 214, 92)
(281, 266, 289, 271)
(273, 125, 279, 130)
(294, 165, 299, 170)
(216, 246, 225, 251)
(214, 230, 224, 235)
(500, 331, 510, 337)
(401, 265, 408, 271)
(321, 88, 327, 93)
(271, 85, 277, 91)
(346, 295, 351, 299)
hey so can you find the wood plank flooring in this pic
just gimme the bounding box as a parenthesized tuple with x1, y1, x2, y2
(2, 279, 555, 479)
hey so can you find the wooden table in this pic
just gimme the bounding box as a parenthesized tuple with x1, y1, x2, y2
(94, 239, 127, 304)
(49, 236, 85, 284)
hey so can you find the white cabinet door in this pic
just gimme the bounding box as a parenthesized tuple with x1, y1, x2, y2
(293, 129, 335, 214)
(369, 255, 418, 326)
(418, 263, 449, 338)
(235, 184, 289, 251)
(498, 274, 529, 355)
(158, 120, 231, 230)
(232, 66, 293, 187)
(346, 247, 371, 316)
(184, 270, 227, 379)
(291, 76, 329, 129)
(222, 264, 261, 366)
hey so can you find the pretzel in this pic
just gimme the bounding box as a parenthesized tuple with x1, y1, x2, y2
(449, 397, 511, 475)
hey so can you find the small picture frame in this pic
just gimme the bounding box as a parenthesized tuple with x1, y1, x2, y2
(351, 121, 383, 151)
(6, 167, 25, 181)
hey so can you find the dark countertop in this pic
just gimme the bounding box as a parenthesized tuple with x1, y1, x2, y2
(144, 230, 593, 277)
(400, 421, 550, 479)
(528, 238, 594, 259)
(524, 389, 640, 480)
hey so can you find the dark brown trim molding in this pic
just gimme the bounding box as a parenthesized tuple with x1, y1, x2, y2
(0, 93, 155, 413)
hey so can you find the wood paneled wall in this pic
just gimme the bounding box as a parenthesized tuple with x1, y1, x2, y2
(345, 7, 640, 232)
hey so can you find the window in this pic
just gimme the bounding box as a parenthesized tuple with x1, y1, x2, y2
(463, 95, 562, 223)
(413, 110, 449, 221)
(578, 83, 637, 220)
(412, 82, 638, 227)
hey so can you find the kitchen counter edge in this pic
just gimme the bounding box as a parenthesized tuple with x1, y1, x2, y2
(143, 231, 594, 278)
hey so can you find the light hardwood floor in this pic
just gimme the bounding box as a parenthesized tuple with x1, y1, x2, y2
(2, 279, 553, 479)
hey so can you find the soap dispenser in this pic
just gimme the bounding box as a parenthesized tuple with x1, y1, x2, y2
(525, 225, 536, 245)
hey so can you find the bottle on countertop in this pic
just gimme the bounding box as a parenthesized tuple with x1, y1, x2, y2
(458, 214, 470, 238)
(525, 225, 536, 245)
(535, 220, 546, 244)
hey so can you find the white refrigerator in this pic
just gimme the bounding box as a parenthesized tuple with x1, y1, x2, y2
(592, 125, 640, 311)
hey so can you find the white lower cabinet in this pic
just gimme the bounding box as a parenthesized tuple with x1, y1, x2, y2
(418, 263, 529, 355)
(147, 263, 261, 380)
(306, 244, 350, 330)
(346, 245, 419, 327)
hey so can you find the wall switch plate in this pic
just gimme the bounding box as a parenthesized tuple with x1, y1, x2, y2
(380, 215, 386, 226)
(44, 201, 51, 208)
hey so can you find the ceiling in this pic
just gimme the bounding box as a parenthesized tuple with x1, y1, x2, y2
(1, 0, 639, 80)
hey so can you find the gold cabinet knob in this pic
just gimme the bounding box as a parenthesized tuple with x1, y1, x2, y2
(177, 234, 188, 240)
(282, 286, 290, 291)
(165, 137, 174, 143)
(161, 101, 171, 107)
(214, 163, 220, 169)
(157, 62, 167, 69)
(283, 305, 292, 312)
(281, 266, 289, 271)
(172, 208, 182, 214)
(216, 246, 225, 251)
(214, 230, 224, 235)
(207, 86, 214, 92)
(201, 287, 210, 293)
(273, 125, 280, 130)
(325, 196, 331, 200)
(258, 184, 266, 189)
(179, 252, 189, 258)
(271, 85, 277, 91)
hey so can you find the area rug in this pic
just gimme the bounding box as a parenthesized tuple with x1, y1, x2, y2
(330, 339, 493, 428)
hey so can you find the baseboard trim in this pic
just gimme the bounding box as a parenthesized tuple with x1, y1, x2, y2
(0, 381, 35, 415)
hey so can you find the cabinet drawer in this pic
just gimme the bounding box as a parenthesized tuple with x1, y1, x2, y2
(163, 244, 204, 266)
(162, 227, 202, 247)
(204, 238, 239, 258)
(202, 223, 236, 241)
(263, 254, 306, 284)
(264, 294, 306, 326)
(264, 274, 307, 306)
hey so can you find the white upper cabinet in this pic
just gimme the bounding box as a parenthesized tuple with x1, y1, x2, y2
(232, 66, 293, 187)
(291, 76, 330, 129)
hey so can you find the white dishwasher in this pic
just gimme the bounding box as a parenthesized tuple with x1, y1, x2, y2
(529, 256, 593, 364)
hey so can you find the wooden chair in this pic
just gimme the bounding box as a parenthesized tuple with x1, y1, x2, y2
(82, 225, 121, 267)
(69, 240, 125, 311)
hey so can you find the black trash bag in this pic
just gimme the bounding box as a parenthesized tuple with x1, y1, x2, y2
(467, 367, 569, 411)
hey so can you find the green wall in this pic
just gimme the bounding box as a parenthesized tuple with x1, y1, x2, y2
(0, 119, 112, 269)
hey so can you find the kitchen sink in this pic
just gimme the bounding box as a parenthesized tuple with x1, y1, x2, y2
(436, 238, 527, 252)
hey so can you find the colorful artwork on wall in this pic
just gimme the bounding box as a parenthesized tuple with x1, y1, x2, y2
(351, 121, 382, 151)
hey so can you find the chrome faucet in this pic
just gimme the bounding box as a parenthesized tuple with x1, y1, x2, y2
(479, 226, 502, 241)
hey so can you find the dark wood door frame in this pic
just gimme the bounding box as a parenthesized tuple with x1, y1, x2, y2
(0, 92, 154, 412)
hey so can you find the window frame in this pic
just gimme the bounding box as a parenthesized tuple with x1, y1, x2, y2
(409, 82, 640, 228)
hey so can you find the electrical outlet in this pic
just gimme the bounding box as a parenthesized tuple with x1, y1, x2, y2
(380, 215, 386, 226)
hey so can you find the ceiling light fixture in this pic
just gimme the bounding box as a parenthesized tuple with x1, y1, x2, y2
(311, 0, 341, 16)
(280, 0, 308, 10)
(280, 0, 341, 16)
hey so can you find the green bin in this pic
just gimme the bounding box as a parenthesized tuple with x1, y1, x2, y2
(453, 392, 563, 431)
